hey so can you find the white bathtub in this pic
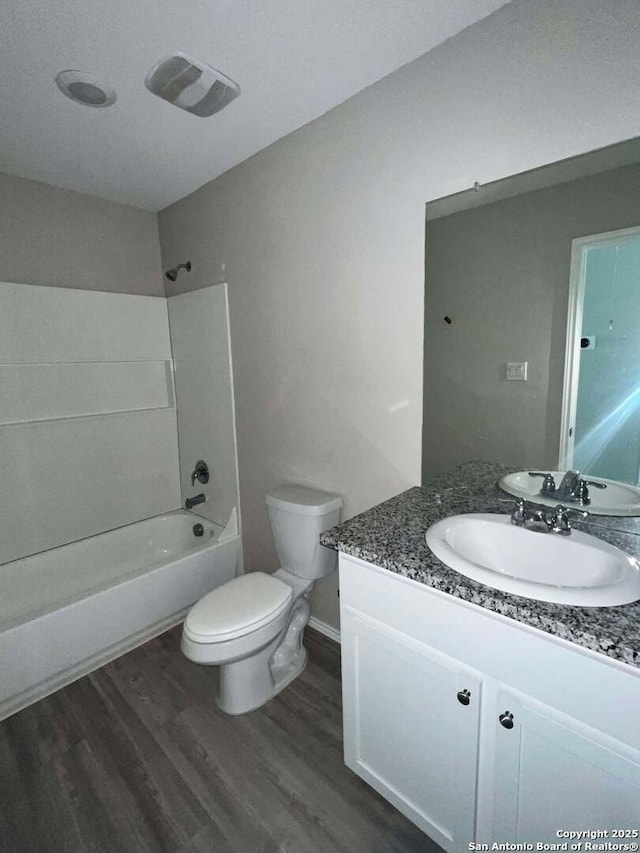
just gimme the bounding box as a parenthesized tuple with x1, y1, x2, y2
(0, 510, 241, 720)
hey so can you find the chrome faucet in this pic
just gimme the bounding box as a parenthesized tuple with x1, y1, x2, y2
(557, 470, 580, 499)
(528, 470, 606, 506)
(504, 498, 588, 535)
(557, 470, 607, 505)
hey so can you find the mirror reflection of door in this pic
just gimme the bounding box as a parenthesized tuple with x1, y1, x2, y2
(562, 226, 640, 485)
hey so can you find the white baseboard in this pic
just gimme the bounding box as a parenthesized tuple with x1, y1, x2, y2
(308, 616, 341, 644)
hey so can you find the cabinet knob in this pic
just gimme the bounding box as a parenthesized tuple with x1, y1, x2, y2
(457, 689, 471, 706)
(499, 711, 514, 729)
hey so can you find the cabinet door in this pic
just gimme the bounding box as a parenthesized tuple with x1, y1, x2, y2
(491, 686, 640, 842)
(341, 607, 482, 853)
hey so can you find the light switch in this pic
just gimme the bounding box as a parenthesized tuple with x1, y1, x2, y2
(506, 362, 528, 381)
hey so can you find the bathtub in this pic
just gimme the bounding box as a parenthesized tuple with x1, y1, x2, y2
(0, 510, 241, 720)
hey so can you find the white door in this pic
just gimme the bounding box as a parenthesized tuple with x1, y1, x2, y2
(560, 226, 640, 482)
(341, 609, 482, 852)
(491, 685, 640, 842)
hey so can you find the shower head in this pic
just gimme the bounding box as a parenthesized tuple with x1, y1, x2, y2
(165, 261, 192, 282)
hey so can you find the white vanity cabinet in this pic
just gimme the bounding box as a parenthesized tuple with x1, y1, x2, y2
(341, 610, 482, 849)
(491, 685, 640, 841)
(339, 554, 640, 852)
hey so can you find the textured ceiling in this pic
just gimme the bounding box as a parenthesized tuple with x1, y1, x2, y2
(1, 0, 509, 210)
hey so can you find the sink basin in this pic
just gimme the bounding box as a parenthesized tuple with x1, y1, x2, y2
(499, 471, 640, 516)
(425, 513, 640, 606)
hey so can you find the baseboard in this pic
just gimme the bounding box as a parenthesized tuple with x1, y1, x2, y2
(308, 616, 341, 644)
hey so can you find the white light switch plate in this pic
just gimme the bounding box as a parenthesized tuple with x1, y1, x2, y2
(506, 361, 528, 381)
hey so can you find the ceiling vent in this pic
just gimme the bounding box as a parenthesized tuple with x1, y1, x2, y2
(55, 70, 117, 108)
(144, 52, 240, 117)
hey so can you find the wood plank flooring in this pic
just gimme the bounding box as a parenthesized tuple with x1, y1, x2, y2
(0, 627, 442, 853)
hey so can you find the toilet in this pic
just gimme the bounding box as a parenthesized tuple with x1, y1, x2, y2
(181, 484, 342, 715)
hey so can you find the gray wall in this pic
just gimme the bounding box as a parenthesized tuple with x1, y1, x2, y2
(423, 163, 640, 480)
(160, 0, 640, 632)
(0, 172, 163, 295)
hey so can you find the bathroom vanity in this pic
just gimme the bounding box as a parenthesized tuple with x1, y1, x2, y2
(321, 463, 640, 852)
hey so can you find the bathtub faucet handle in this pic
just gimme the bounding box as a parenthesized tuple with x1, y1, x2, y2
(191, 460, 210, 487)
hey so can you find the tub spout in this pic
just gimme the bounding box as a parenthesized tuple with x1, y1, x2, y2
(185, 494, 206, 510)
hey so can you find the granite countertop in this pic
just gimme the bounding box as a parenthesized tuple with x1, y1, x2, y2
(320, 461, 640, 669)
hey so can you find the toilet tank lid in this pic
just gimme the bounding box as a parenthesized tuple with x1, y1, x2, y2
(265, 484, 342, 516)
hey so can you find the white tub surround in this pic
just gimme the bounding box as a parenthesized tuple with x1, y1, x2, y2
(168, 283, 241, 532)
(0, 281, 181, 565)
(0, 280, 244, 720)
(0, 510, 241, 721)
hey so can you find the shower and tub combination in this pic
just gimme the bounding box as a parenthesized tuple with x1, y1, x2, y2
(0, 279, 242, 720)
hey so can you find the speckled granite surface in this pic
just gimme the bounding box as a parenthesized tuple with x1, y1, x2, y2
(320, 461, 640, 669)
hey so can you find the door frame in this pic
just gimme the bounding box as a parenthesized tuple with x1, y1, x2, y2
(559, 225, 640, 469)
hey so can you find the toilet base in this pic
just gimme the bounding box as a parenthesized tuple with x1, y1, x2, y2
(215, 594, 312, 715)
(271, 645, 308, 697)
(216, 639, 308, 715)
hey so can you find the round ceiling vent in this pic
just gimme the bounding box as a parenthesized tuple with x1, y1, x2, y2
(55, 70, 117, 108)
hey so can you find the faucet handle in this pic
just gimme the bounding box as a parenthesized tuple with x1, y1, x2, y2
(575, 479, 591, 505)
(550, 504, 588, 535)
(562, 505, 589, 519)
(528, 472, 556, 493)
(582, 479, 607, 490)
(499, 497, 529, 525)
(191, 460, 210, 487)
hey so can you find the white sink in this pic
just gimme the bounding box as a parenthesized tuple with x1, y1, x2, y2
(425, 513, 640, 606)
(499, 471, 640, 516)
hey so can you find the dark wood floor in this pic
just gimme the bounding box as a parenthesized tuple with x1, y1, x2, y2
(0, 627, 441, 853)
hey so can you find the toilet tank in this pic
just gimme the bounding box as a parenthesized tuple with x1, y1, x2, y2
(265, 485, 342, 579)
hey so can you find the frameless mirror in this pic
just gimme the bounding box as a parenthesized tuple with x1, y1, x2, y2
(423, 136, 640, 495)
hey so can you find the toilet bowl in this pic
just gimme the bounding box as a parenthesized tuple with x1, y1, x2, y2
(181, 484, 342, 715)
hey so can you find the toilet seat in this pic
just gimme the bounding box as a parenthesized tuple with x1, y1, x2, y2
(183, 572, 293, 644)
